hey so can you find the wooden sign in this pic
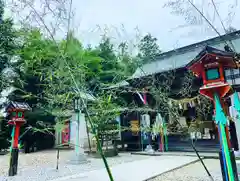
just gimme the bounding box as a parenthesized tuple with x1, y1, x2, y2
(130, 120, 139, 136)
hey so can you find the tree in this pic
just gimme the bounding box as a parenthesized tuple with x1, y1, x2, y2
(7, 29, 61, 152)
(8, 29, 60, 119)
(0, 1, 17, 90)
(164, 0, 239, 37)
(138, 33, 161, 64)
(97, 37, 125, 87)
(0, 0, 17, 150)
(226, 26, 238, 33)
(88, 93, 120, 150)
(6, 0, 121, 179)
(9, 29, 58, 106)
(118, 42, 138, 76)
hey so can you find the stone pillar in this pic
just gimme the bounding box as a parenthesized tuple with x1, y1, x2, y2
(68, 112, 89, 164)
(69, 113, 90, 150)
(78, 113, 90, 150)
(55, 130, 60, 147)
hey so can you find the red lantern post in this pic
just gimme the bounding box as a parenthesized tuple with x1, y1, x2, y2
(6, 102, 31, 176)
(187, 46, 239, 181)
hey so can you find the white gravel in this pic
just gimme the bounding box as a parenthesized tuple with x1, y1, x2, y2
(148, 159, 224, 181)
(1, 151, 236, 181)
(0, 150, 148, 181)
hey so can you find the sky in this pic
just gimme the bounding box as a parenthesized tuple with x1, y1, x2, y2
(1, 0, 240, 107)
(5, 0, 240, 52)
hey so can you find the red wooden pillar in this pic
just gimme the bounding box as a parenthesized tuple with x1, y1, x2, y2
(13, 124, 20, 148)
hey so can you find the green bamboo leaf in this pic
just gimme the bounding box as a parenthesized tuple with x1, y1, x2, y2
(108, 94, 112, 103)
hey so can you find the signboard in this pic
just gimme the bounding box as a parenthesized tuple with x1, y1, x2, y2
(130, 120, 139, 136)
(61, 122, 70, 145)
(141, 114, 151, 142)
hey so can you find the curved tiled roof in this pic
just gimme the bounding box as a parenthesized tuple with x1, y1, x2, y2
(132, 30, 240, 79)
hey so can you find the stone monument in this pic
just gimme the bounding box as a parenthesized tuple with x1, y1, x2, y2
(69, 112, 89, 164)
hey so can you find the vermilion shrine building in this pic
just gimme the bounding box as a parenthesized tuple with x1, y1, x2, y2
(116, 30, 240, 152)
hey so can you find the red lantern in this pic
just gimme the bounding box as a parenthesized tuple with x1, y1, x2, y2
(6, 102, 31, 148)
(187, 46, 237, 100)
(6, 102, 31, 176)
(187, 46, 239, 181)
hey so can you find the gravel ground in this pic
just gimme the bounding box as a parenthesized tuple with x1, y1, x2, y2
(0, 151, 235, 181)
(0, 150, 147, 181)
(148, 159, 224, 181)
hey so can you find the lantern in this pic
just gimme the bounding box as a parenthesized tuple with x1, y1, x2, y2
(6, 101, 31, 176)
(187, 46, 239, 181)
(187, 46, 237, 100)
(73, 97, 81, 112)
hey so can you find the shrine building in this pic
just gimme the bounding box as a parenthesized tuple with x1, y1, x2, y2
(113, 30, 240, 152)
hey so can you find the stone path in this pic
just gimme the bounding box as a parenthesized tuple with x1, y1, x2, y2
(49, 156, 199, 181)
(149, 159, 222, 181)
(149, 159, 240, 181)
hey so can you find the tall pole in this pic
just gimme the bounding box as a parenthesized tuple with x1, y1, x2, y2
(163, 119, 168, 151)
(85, 118, 92, 152)
(75, 111, 80, 155)
(215, 94, 238, 181)
(9, 123, 20, 176)
(233, 92, 240, 153)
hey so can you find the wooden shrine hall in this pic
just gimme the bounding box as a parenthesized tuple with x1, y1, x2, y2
(112, 30, 240, 152)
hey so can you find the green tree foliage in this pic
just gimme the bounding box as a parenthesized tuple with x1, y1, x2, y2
(138, 33, 161, 64)
(0, 1, 17, 90)
(118, 42, 138, 76)
(97, 37, 125, 87)
(43, 31, 103, 106)
(5, 23, 165, 151)
(61, 32, 103, 94)
(0, 0, 16, 150)
(9, 30, 53, 107)
(9, 30, 102, 132)
(88, 93, 120, 148)
(7, 30, 59, 151)
(8, 30, 103, 137)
